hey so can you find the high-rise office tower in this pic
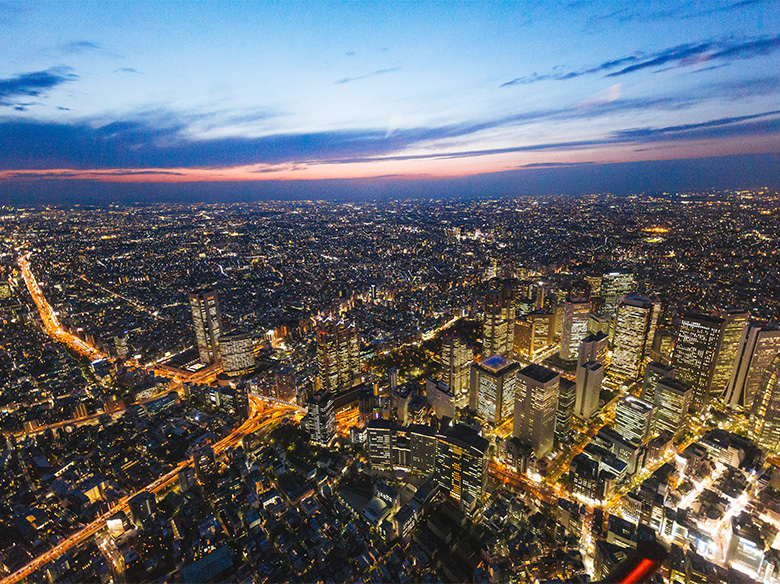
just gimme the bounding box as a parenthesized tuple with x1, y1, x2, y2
(710, 310, 749, 398)
(575, 361, 603, 421)
(579, 332, 609, 369)
(189, 289, 223, 364)
(366, 418, 394, 467)
(514, 311, 555, 359)
(316, 317, 361, 393)
(561, 298, 591, 361)
(611, 293, 660, 380)
(749, 354, 780, 454)
(556, 378, 576, 444)
(409, 424, 437, 476)
(585, 275, 602, 298)
(441, 329, 471, 399)
(483, 278, 517, 358)
(614, 396, 654, 445)
(601, 272, 634, 317)
(672, 312, 725, 409)
(435, 423, 489, 504)
(641, 361, 674, 403)
(513, 364, 559, 457)
(724, 324, 780, 409)
(470, 355, 520, 425)
(218, 331, 255, 376)
(588, 313, 611, 337)
(651, 378, 692, 439)
(306, 390, 335, 446)
(193, 444, 218, 487)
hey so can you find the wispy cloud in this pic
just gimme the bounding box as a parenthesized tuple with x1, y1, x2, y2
(60, 40, 101, 54)
(0, 67, 77, 106)
(336, 67, 400, 84)
(502, 34, 780, 86)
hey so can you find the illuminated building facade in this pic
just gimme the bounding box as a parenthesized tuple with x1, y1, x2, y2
(218, 331, 255, 376)
(578, 331, 609, 368)
(561, 298, 591, 361)
(435, 423, 489, 504)
(441, 329, 471, 399)
(724, 323, 780, 408)
(672, 312, 725, 409)
(189, 289, 223, 364)
(749, 354, 780, 454)
(470, 354, 519, 425)
(611, 293, 660, 380)
(614, 395, 654, 445)
(651, 378, 692, 439)
(575, 360, 603, 421)
(483, 278, 516, 358)
(306, 390, 335, 446)
(641, 361, 674, 403)
(514, 311, 555, 359)
(709, 310, 749, 398)
(315, 317, 361, 393)
(513, 364, 559, 457)
(556, 378, 576, 443)
(601, 271, 634, 317)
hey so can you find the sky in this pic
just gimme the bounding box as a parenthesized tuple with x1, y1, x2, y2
(0, 0, 779, 203)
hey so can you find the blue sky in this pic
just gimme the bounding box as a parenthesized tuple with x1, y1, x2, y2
(0, 0, 779, 201)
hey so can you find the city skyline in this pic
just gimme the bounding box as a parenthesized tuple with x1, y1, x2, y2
(1, 1, 779, 202)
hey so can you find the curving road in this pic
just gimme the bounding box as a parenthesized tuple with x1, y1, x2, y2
(3, 253, 302, 584)
(19, 253, 105, 361)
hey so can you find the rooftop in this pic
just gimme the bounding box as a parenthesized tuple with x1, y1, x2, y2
(479, 354, 517, 374)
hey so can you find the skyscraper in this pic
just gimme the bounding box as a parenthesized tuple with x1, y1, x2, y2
(189, 289, 223, 364)
(578, 331, 609, 369)
(316, 317, 361, 393)
(556, 378, 576, 444)
(749, 353, 780, 454)
(218, 331, 255, 376)
(610, 293, 660, 381)
(641, 361, 674, 403)
(561, 298, 591, 361)
(513, 364, 559, 457)
(710, 310, 749, 398)
(441, 329, 471, 399)
(483, 278, 517, 358)
(672, 312, 725, 409)
(470, 355, 519, 425)
(575, 361, 603, 421)
(614, 396, 654, 445)
(601, 271, 634, 317)
(306, 390, 335, 446)
(435, 423, 489, 505)
(651, 378, 692, 439)
(514, 311, 555, 359)
(724, 324, 780, 409)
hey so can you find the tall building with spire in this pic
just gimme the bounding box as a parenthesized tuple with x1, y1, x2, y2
(483, 278, 516, 358)
(189, 289, 223, 364)
(316, 317, 361, 393)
